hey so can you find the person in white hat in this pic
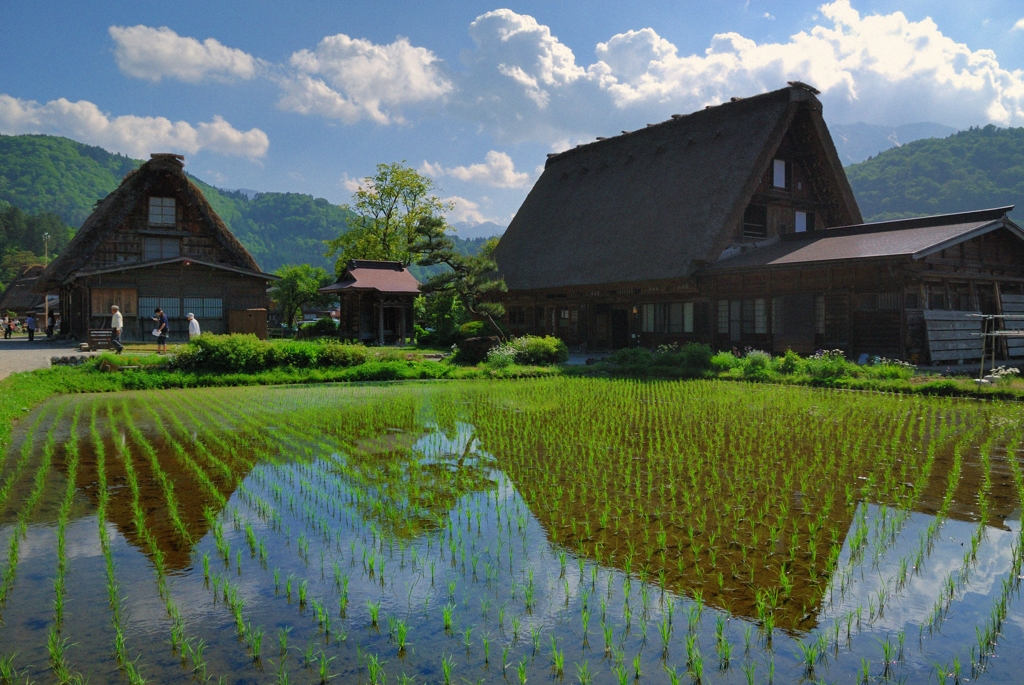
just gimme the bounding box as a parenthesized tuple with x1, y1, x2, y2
(187, 313, 201, 340)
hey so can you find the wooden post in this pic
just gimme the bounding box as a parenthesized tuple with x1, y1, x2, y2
(378, 297, 384, 345)
(400, 300, 407, 346)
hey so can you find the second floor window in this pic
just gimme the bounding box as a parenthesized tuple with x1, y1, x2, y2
(149, 197, 176, 225)
(144, 236, 180, 260)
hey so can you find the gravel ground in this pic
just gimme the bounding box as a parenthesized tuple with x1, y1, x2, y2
(0, 337, 84, 380)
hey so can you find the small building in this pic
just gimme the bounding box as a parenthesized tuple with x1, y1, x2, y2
(319, 260, 419, 344)
(0, 265, 47, 317)
(494, 83, 1024, 364)
(37, 153, 276, 340)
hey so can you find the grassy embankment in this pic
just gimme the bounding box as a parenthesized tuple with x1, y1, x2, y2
(3, 337, 1024, 453)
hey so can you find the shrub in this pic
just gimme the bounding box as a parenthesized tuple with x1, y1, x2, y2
(173, 334, 269, 373)
(805, 350, 852, 380)
(485, 344, 517, 368)
(317, 342, 370, 367)
(680, 343, 713, 373)
(266, 340, 319, 368)
(742, 350, 774, 381)
(648, 343, 713, 375)
(609, 347, 654, 366)
(863, 357, 915, 381)
(513, 335, 569, 364)
(483, 335, 569, 367)
(173, 334, 374, 373)
(295, 316, 338, 340)
(458, 321, 488, 339)
(773, 349, 804, 375)
(710, 350, 740, 372)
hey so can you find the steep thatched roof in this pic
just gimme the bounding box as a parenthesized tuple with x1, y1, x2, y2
(37, 153, 261, 289)
(0, 265, 46, 314)
(494, 84, 861, 291)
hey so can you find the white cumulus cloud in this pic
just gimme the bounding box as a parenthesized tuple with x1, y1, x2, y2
(1014, 18, 1024, 31)
(109, 25, 259, 82)
(444, 195, 495, 224)
(0, 95, 268, 159)
(451, 1, 1024, 143)
(420, 150, 530, 188)
(278, 34, 452, 124)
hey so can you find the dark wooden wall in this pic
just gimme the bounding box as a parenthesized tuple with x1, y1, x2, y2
(65, 262, 267, 340)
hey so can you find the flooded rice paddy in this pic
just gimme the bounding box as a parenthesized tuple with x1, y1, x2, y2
(0, 378, 1022, 684)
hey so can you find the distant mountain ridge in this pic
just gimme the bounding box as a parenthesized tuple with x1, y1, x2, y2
(0, 134, 354, 273)
(831, 122, 957, 165)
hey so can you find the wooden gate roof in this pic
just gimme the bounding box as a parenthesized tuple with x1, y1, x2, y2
(320, 260, 420, 295)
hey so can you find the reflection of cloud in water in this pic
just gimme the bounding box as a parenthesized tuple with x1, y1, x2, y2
(8, 517, 109, 565)
(820, 503, 1020, 633)
(413, 421, 486, 463)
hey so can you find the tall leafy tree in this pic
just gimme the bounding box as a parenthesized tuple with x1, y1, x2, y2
(270, 264, 335, 328)
(412, 216, 507, 337)
(325, 162, 451, 272)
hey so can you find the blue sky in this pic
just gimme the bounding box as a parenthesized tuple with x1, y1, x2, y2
(3, 1, 1024, 234)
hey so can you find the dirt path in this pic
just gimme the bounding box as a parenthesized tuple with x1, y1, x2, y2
(0, 338, 83, 380)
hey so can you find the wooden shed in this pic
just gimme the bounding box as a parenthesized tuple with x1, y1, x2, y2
(319, 260, 419, 345)
(36, 154, 277, 340)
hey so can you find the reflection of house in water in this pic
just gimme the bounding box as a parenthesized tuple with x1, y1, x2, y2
(502, 432, 1020, 633)
(323, 422, 497, 540)
(0, 400, 250, 572)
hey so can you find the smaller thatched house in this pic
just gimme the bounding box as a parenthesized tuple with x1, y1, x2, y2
(37, 154, 276, 340)
(319, 260, 419, 344)
(0, 265, 47, 317)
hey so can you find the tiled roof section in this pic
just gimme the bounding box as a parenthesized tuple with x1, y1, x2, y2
(709, 207, 1018, 271)
(320, 260, 420, 294)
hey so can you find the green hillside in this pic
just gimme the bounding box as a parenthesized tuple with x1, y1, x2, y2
(0, 134, 355, 273)
(845, 124, 1024, 222)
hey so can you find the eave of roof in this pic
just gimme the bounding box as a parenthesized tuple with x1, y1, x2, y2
(708, 207, 1021, 272)
(66, 256, 279, 284)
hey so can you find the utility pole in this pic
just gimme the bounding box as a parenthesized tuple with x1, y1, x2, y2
(43, 232, 49, 336)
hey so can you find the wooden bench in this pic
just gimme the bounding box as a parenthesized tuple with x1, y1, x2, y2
(88, 329, 113, 351)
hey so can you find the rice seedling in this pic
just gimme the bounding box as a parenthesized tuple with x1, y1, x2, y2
(0, 380, 1019, 684)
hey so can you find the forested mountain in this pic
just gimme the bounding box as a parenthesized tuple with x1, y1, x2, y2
(830, 122, 955, 165)
(0, 134, 356, 273)
(845, 124, 1024, 222)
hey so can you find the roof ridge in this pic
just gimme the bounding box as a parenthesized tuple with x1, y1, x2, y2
(544, 85, 809, 168)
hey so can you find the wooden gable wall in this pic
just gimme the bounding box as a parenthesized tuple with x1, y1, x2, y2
(732, 109, 848, 244)
(93, 176, 236, 269)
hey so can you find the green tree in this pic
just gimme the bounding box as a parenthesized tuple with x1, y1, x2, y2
(270, 264, 335, 329)
(325, 162, 451, 271)
(412, 216, 507, 337)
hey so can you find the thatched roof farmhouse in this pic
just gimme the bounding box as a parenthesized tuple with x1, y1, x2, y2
(0, 265, 47, 317)
(495, 83, 1024, 364)
(38, 153, 276, 340)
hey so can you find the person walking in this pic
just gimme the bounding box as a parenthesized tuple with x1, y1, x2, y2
(25, 314, 36, 342)
(186, 313, 201, 340)
(3, 318, 12, 339)
(152, 307, 169, 354)
(46, 312, 56, 338)
(110, 305, 124, 355)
